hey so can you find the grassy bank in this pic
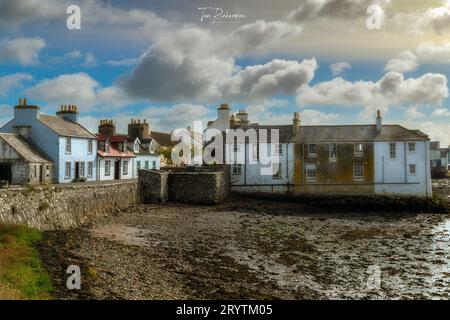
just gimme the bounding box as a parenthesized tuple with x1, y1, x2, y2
(0, 224, 52, 300)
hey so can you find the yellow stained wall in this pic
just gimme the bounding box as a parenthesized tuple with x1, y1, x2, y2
(293, 142, 375, 194)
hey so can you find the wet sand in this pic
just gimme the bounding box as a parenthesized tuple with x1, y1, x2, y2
(39, 198, 450, 299)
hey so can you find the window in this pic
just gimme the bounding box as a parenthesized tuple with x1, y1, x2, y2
(233, 141, 239, 152)
(123, 161, 128, 175)
(79, 162, 85, 177)
(408, 142, 416, 152)
(149, 142, 156, 153)
(232, 164, 242, 175)
(88, 140, 93, 154)
(87, 162, 93, 178)
(275, 144, 283, 155)
(308, 144, 317, 157)
(353, 162, 364, 179)
(273, 163, 282, 179)
(389, 143, 396, 159)
(252, 144, 259, 161)
(329, 143, 337, 160)
(105, 140, 110, 153)
(105, 160, 111, 176)
(409, 164, 416, 175)
(137, 161, 141, 170)
(145, 161, 149, 169)
(34, 165, 37, 178)
(134, 142, 139, 153)
(306, 164, 316, 181)
(65, 137, 71, 154)
(46, 165, 50, 177)
(152, 161, 156, 169)
(65, 162, 71, 178)
(354, 143, 363, 155)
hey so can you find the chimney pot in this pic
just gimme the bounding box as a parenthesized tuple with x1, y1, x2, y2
(23, 97, 27, 105)
(376, 109, 382, 132)
(19, 98, 22, 105)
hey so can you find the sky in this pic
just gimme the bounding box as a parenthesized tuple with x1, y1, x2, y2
(0, 0, 450, 145)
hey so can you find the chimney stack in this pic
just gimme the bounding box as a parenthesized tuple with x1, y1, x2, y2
(98, 119, 116, 136)
(376, 109, 382, 132)
(56, 104, 79, 123)
(127, 118, 150, 140)
(293, 112, 301, 134)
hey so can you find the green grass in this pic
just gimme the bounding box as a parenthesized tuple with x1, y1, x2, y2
(0, 224, 53, 300)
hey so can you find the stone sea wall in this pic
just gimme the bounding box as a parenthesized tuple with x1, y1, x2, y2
(0, 181, 137, 230)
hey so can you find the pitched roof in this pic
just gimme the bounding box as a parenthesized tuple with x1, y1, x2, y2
(97, 144, 135, 158)
(291, 125, 429, 142)
(39, 115, 96, 139)
(96, 133, 129, 142)
(150, 131, 177, 147)
(0, 133, 51, 163)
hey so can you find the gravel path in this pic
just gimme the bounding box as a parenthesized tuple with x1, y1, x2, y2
(39, 197, 450, 299)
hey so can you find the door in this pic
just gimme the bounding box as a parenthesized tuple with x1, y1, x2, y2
(39, 165, 44, 183)
(0, 163, 12, 183)
(114, 160, 120, 180)
(75, 162, 80, 179)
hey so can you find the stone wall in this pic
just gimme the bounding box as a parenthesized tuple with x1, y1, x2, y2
(139, 166, 229, 205)
(0, 181, 137, 230)
(139, 170, 168, 203)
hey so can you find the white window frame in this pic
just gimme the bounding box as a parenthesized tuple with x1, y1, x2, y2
(79, 161, 85, 177)
(137, 161, 141, 171)
(232, 164, 242, 175)
(308, 144, 317, 157)
(152, 160, 156, 169)
(88, 140, 93, 154)
(408, 142, 416, 153)
(87, 162, 93, 178)
(252, 144, 259, 162)
(145, 161, 149, 169)
(65, 137, 71, 154)
(275, 143, 283, 155)
(409, 164, 417, 175)
(306, 164, 316, 181)
(354, 143, 363, 155)
(329, 143, 337, 160)
(353, 162, 364, 180)
(389, 143, 396, 159)
(105, 160, 111, 176)
(105, 140, 110, 153)
(65, 162, 71, 179)
(123, 160, 128, 176)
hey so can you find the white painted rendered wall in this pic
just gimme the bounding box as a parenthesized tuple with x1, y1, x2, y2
(229, 142, 294, 189)
(98, 157, 134, 181)
(374, 141, 431, 197)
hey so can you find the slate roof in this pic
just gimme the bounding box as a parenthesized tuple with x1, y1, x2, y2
(0, 133, 51, 163)
(150, 131, 177, 147)
(291, 125, 430, 143)
(39, 115, 96, 139)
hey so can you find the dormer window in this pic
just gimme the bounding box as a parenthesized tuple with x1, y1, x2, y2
(134, 142, 139, 153)
(105, 139, 110, 153)
(65, 137, 71, 154)
(123, 140, 128, 152)
(149, 141, 156, 153)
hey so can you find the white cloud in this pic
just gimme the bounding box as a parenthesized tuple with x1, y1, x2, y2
(0, 0, 66, 27)
(431, 107, 450, 117)
(223, 59, 317, 101)
(106, 58, 138, 66)
(413, 0, 450, 34)
(81, 53, 97, 67)
(0, 73, 33, 97)
(140, 103, 210, 131)
(330, 62, 351, 76)
(384, 51, 418, 73)
(0, 37, 45, 65)
(25, 73, 131, 111)
(287, 0, 391, 23)
(385, 42, 450, 72)
(297, 71, 448, 108)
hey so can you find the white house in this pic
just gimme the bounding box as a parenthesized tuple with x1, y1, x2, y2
(206, 104, 432, 197)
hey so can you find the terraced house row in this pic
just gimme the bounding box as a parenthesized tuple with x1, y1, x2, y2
(207, 104, 432, 197)
(0, 98, 171, 185)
